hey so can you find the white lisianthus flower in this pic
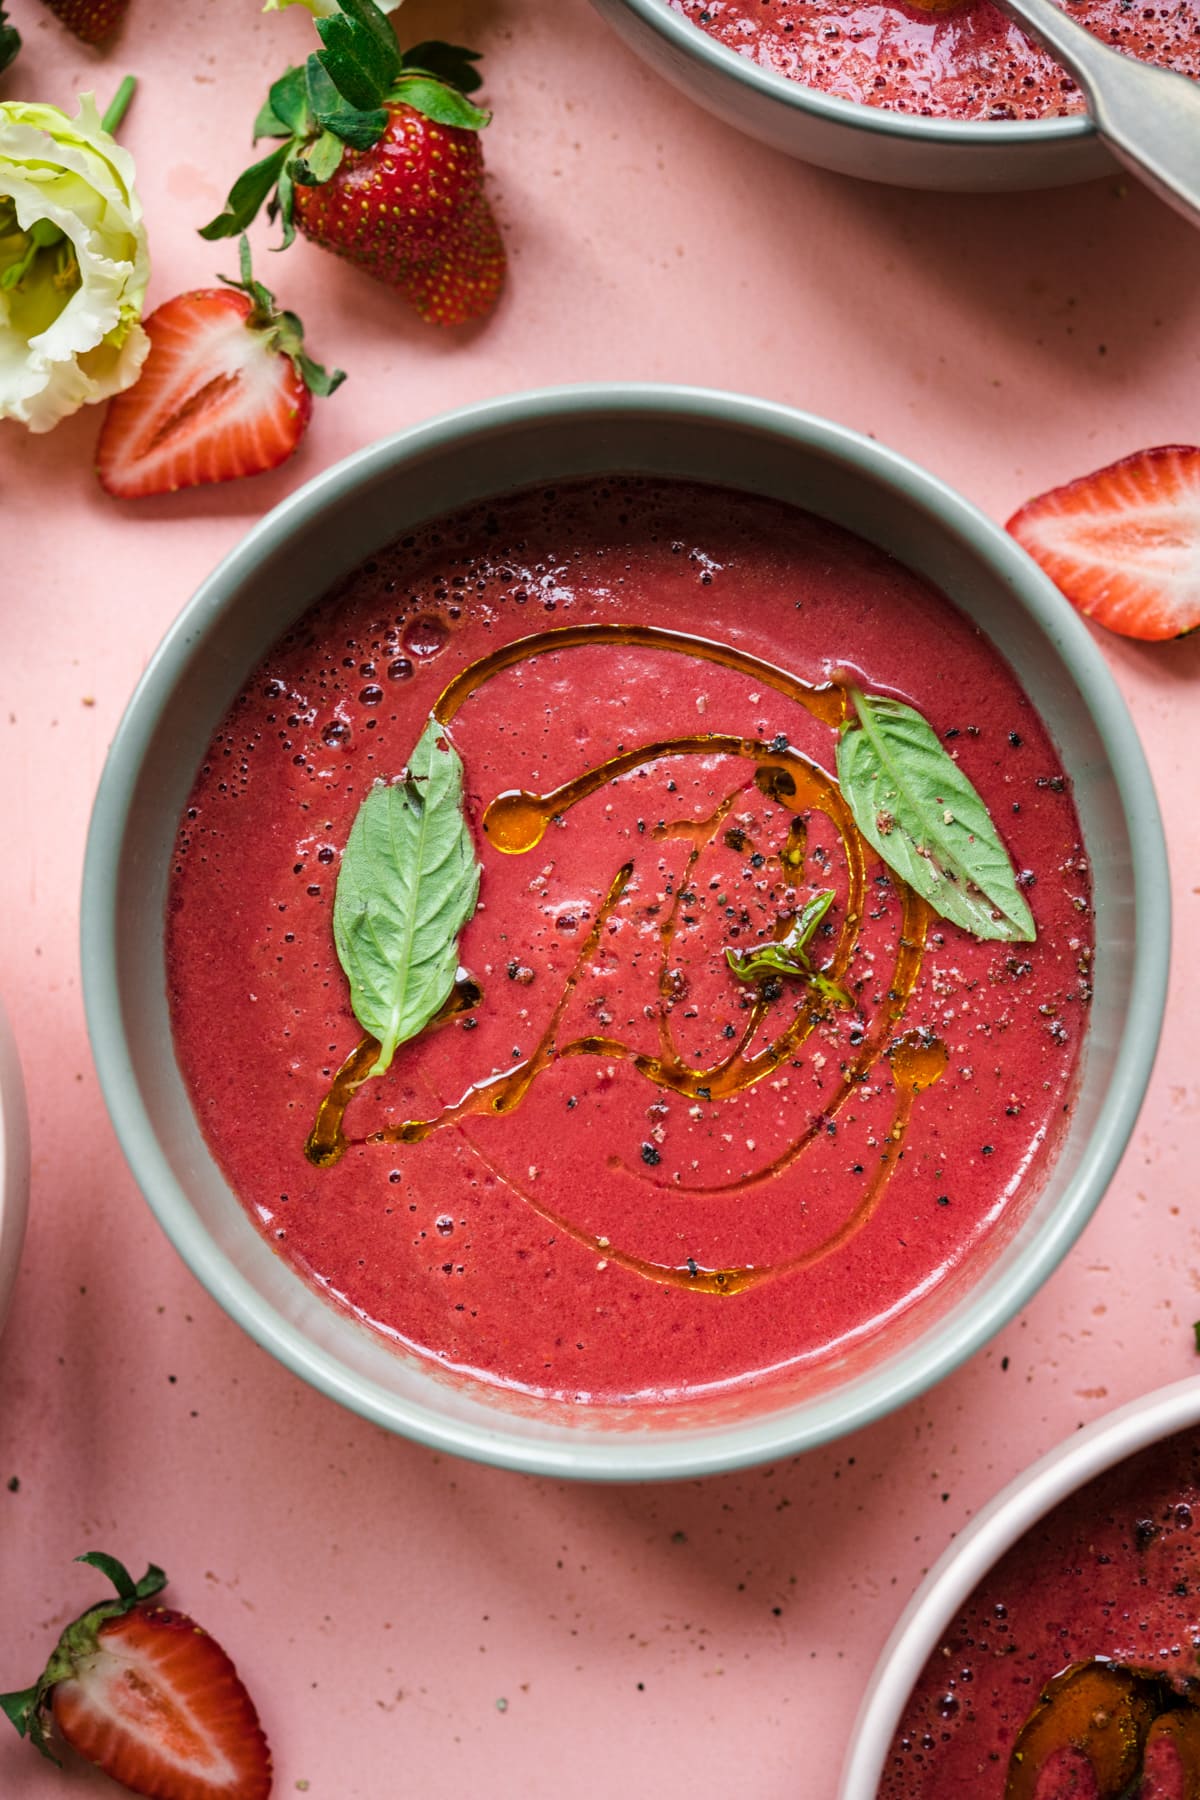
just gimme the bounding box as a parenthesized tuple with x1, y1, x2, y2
(0, 93, 149, 434)
(264, 0, 402, 15)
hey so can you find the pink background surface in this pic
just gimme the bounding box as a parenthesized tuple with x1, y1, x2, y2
(1, 1, 1198, 1795)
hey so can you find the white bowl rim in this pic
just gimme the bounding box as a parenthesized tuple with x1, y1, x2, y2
(839, 1374, 1200, 1797)
(608, 0, 1094, 147)
(81, 382, 1169, 1481)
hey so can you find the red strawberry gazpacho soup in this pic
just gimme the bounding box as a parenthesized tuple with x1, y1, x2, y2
(882, 1429, 1200, 1797)
(667, 0, 1200, 122)
(166, 478, 1092, 1407)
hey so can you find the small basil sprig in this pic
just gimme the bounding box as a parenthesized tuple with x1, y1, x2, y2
(333, 718, 481, 1077)
(836, 691, 1036, 943)
(725, 888, 851, 1007)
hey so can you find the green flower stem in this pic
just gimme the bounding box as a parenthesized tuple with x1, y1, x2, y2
(101, 76, 137, 137)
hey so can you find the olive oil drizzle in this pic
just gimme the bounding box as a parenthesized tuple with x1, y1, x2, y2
(1006, 1661, 1200, 1799)
(431, 621, 847, 731)
(305, 624, 947, 1293)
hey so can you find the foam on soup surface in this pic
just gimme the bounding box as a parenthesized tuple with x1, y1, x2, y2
(166, 479, 1092, 1405)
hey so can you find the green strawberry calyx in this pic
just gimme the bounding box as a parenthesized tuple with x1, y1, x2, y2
(201, 0, 490, 246)
(221, 234, 346, 396)
(0, 1554, 168, 1764)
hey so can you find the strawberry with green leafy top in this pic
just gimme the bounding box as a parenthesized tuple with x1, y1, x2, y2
(1, 1552, 272, 1799)
(203, 0, 505, 327)
(38, 0, 128, 45)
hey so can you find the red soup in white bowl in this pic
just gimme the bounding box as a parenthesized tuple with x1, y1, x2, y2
(81, 388, 1167, 1478)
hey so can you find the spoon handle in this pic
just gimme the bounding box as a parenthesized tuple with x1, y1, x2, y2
(996, 0, 1200, 225)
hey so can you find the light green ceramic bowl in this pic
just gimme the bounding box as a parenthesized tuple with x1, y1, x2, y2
(591, 0, 1111, 191)
(81, 386, 1167, 1480)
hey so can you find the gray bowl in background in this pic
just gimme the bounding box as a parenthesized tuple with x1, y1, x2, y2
(81, 385, 1167, 1480)
(591, 0, 1111, 191)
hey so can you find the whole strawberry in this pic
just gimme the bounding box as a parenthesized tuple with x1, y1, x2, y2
(0, 1552, 272, 1799)
(293, 104, 502, 326)
(39, 0, 128, 45)
(202, 3, 505, 327)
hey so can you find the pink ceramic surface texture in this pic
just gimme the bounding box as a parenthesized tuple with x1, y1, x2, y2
(0, 1, 1197, 1795)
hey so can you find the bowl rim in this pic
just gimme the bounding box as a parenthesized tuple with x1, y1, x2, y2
(838, 1374, 1200, 1797)
(605, 0, 1095, 147)
(81, 382, 1169, 1480)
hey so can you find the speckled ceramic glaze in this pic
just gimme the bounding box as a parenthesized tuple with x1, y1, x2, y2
(81, 386, 1167, 1480)
(590, 0, 1112, 191)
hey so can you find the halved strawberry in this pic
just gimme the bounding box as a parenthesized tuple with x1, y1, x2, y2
(0, 1552, 272, 1799)
(97, 237, 343, 499)
(1007, 445, 1200, 642)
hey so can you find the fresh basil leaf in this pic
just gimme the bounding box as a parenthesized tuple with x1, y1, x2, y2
(403, 41, 484, 95)
(725, 889, 850, 1006)
(392, 74, 490, 131)
(199, 143, 290, 240)
(334, 720, 481, 1079)
(836, 691, 1036, 943)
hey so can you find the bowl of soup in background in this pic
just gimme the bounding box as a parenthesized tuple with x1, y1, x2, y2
(81, 385, 1167, 1480)
(840, 1376, 1200, 1799)
(590, 0, 1126, 191)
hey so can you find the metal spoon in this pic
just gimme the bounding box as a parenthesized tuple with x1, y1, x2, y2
(990, 0, 1200, 225)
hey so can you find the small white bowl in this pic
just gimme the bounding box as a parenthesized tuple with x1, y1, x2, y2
(840, 1375, 1200, 1798)
(0, 996, 29, 1337)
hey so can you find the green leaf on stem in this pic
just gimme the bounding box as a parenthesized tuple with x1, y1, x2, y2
(199, 143, 291, 240)
(725, 889, 851, 1008)
(835, 690, 1036, 943)
(295, 129, 344, 185)
(391, 74, 490, 131)
(255, 65, 310, 139)
(403, 42, 484, 94)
